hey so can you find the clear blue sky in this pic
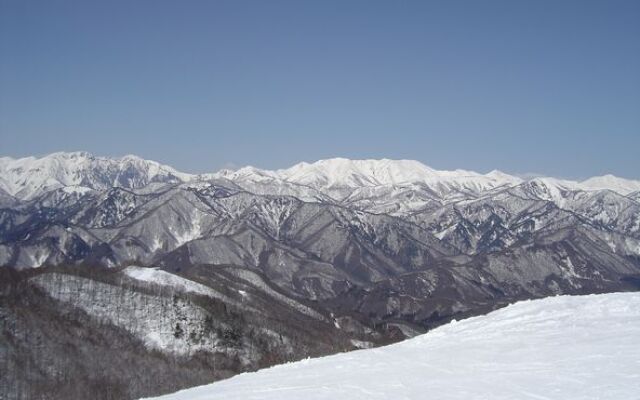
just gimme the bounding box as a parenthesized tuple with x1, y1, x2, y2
(1, 0, 638, 178)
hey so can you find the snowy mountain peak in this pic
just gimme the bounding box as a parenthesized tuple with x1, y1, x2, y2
(48, 150, 91, 159)
(486, 169, 518, 181)
(580, 174, 640, 195)
(2, 152, 639, 201)
(277, 158, 439, 188)
(0, 151, 194, 199)
(519, 174, 640, 200)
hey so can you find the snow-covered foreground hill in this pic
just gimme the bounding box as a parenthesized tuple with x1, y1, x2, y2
(146, 292, 640, 400)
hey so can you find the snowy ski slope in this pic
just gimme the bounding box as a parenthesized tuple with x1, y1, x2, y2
(145, 292, 640, 400)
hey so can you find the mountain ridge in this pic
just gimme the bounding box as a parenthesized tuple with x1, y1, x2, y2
(2, 151, 640, 400)
(2, 152, 639, 200)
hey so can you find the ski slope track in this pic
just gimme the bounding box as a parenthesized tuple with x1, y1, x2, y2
(146, 292, 640, 400)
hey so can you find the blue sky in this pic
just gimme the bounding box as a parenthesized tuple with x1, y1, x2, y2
(1, 0, 638, 178)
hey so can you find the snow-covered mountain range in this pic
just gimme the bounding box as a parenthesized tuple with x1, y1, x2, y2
(0, 151, 191, 200)
(2, 151, 640, 305)
(2, 152, 639, 201)
(2, 152, 640, 400)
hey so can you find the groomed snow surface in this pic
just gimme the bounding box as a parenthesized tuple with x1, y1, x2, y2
(144, 292, 640, 400)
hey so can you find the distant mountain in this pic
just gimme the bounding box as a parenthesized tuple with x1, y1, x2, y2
(216, 157, 640, 199)
(2, 152, 640, 400)
(580, 174, 640, 195)
(4, 152, 640, 201)
(272, 158, 522, 192)
(0, 151, 194, 199)
(214, 158, 524, 203)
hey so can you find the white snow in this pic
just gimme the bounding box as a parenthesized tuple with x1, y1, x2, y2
(32, 273, 219, 356)
(172, 209, 203, 247)
(279, 158, 440, 187)
(522, 175, 640, 201)
(0, 151, 194, 199)
(3, 153, 639, 201)
(525, 177, 579, 205)
(581, 174, 640, 195)
(144, 292, 640, 400)
(218, 158, 523, 197)
(60, 185, 94, 195)
(561, 256, 586, 281)
(122, 266, 232, 302)
(212, 158, 639, 205)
